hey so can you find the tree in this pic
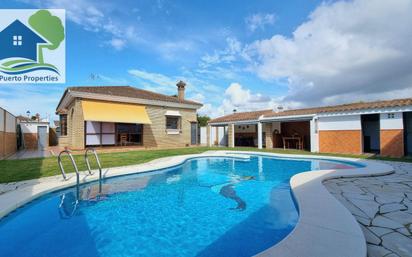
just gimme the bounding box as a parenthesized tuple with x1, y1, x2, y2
(28, 10, 65, 64)
(197, 115, 210, 127)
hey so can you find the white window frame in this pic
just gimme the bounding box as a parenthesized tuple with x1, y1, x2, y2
(13, 35, 23, 46)
(165, 113, 182, 135)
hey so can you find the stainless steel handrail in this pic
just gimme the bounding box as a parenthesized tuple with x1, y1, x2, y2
(58, 150, 80, 198)
(85, 147, 103, 193)
(85, 147, 102, 179)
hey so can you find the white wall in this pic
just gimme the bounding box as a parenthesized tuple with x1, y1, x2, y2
(5, 112, 16, 133)
(318, 115, 361, 131)
(217, 126, 227, 146)
(208, 126, 228, 146)
(310, 118, 319, 152)
(200, 127, 207, 145)
(272, 121, 281, 133)
(380, 112, 403, 130)
(210, 126, 216, 146)
(20, 122, 49, 134)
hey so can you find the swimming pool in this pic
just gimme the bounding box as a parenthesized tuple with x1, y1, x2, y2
(0, 155, 360, 257)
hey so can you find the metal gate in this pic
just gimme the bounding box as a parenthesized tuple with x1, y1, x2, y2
(38, 126, 48, 150)
(191, 123, 197, 145)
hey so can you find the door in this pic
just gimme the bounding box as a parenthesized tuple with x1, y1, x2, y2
(191, 123, 197, 145)
(38, 126, 48, 150)
(404, 112, 412, 155)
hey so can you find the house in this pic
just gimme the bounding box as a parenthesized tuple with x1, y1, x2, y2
(0, 19, 46, 61)
(17, 115, 50, 150)
(0, 107, 17, 159)
(208, 97, 412, 157)
(55, 81, 202, 150)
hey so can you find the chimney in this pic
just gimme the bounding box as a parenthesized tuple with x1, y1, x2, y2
(274, 106, 284, 113)
(176, 80, 186, 101)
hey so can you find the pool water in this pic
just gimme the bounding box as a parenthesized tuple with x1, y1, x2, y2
(0, 155, 359, 257)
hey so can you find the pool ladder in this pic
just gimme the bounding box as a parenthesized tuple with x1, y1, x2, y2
(57, 148, 103, 199)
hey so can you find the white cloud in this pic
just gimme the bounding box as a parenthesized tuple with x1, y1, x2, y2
(155, 40, 196, 60)
(128, 69, 176, 88)
(189, 93, 205, 103)
(200, 37, 242, 67)
(19, 0, 139, 50)
(212, 83, 277, 117)
(109, 38, 126, 50)
(197, 103, 214, 117)
(244, 0, 412, 106)
(97, 74, 129, 84)
(245, 13, 276, 32)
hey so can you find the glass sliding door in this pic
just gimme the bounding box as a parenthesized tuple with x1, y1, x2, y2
(102, 122, 115, 145)
(85, 121, 116, 146)
(86, 121, 101, 146)
(116, 123, 143, 145)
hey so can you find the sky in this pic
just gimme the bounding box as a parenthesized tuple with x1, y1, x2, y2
(1, 0, 412, 121)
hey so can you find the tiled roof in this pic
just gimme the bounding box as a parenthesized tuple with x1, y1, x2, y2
(67, 86, 202, 106)
(209, 109, 274, 123)
(209, 97, 412, 123)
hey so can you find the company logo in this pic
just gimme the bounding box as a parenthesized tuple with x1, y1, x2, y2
(0, 9, 65, 83)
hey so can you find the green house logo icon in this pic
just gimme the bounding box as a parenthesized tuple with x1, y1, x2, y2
(0, 9, 65, 83)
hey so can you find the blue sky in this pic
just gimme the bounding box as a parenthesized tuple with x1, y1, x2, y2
(1, 0, 412, 121)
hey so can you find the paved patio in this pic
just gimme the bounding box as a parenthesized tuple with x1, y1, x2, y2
(7, 149, 53, 160)
(324, 161, 412, 257)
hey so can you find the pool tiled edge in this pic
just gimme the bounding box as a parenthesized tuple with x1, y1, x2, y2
(0, 151, 394, 257)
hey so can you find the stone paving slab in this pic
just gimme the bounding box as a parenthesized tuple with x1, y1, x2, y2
(325, 161, 412, 257)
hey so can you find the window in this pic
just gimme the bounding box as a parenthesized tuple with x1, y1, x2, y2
(60, 114, 67, 136)
(13, 35, 22, 46)
(166, 116, 180, 130)
(387, 113, 395, 119)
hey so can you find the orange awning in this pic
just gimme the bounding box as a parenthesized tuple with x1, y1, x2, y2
(82, 100, 152, 124)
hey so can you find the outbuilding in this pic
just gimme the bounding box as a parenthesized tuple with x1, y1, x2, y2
(208, 98, 412, 157)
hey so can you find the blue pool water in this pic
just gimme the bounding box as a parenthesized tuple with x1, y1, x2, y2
(0, 155, 360, 257)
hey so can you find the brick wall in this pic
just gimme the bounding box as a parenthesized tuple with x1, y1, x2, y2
(4, 132, 17, 156)
(0, 131, 3, 157)
(1, 108, 17, 159)
(58, 136, 69, 147)
(23, 133, 38, 149)
(380, 129, 404, 157)
(228, 124, 234, 147)
(264, 123, 273, 148)
(143, 105, 197, 148)
(319, 130, 362, 154)
(66, 99, 85, 149)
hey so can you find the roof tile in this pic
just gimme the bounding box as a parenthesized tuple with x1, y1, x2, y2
(67, 86, 202, 106)
(209, 98, 412, 123)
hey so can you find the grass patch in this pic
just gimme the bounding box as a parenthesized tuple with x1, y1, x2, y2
(1, 146, 411, 183)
